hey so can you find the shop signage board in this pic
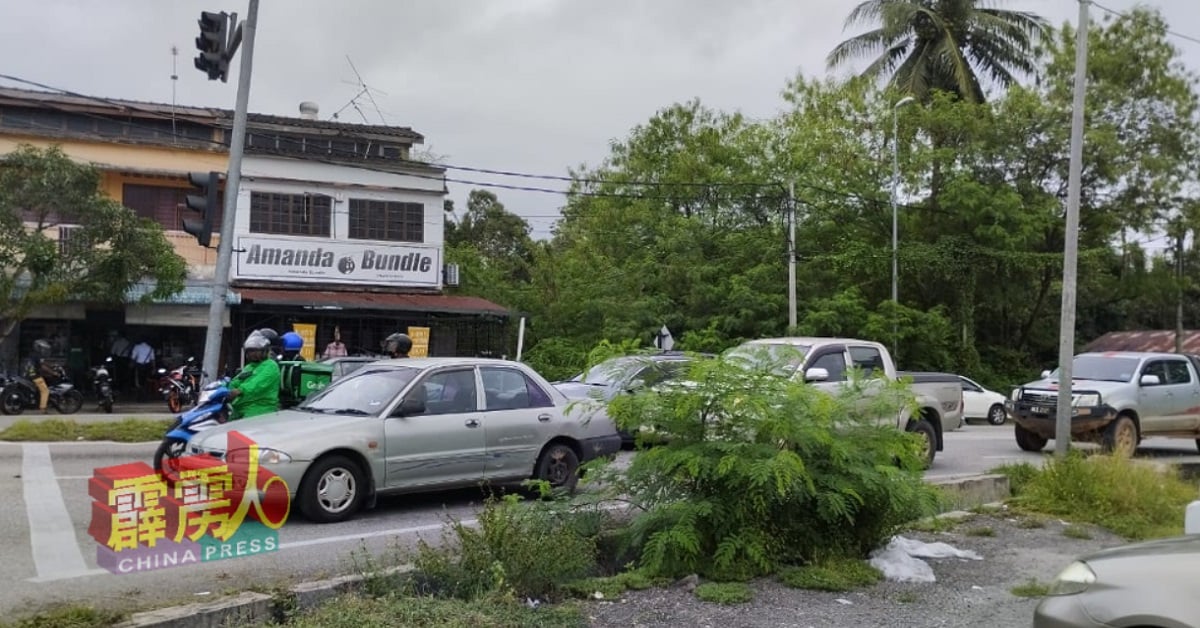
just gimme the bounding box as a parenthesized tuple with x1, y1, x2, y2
(233, 236, 441, 288)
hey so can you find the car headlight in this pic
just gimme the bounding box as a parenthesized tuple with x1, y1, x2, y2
(1011, 388, 1021, 401)
(1073, 393, 1101, 407)
(258, 448, 293, 465)
(1048, 561, 1096, 596)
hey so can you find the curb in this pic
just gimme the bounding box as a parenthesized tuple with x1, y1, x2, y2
(929, 473, 1011, 511)
(114, 565, 413, 628)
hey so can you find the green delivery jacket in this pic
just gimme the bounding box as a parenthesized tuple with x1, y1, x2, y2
(229, 358, 280, 420)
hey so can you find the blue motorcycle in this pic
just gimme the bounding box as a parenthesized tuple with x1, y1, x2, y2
(153, 378, 232, 481)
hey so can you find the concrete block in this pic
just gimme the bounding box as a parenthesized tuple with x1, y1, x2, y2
(115, 591, 272, 628)
(290, 573, 362, 611)
(930, 474, 1011, 512)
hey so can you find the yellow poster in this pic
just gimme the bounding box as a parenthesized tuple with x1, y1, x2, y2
(292, 323, 317, 361)
(407, 326, 430, 357)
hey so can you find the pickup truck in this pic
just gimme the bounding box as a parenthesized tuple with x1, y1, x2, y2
(734, 337, 964, 466)
(1008, 351, 1200, 456)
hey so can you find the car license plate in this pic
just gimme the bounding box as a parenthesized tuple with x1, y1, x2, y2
(1032, 406, 1050, 414)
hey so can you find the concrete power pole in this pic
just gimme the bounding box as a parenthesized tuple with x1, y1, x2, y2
(1055, 0, 1090, 458)
(201, 0, 259, 383)
(787, 181, 796, 331)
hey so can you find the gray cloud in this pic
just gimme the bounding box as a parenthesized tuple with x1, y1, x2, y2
(4, 1, 1197, 236)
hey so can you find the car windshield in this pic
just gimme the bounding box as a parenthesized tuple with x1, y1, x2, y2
(1047, 356, 1140, 383)
(299, 366, 420, 415)
(725, 343, 811, 375)
(572, 357, 644, 386)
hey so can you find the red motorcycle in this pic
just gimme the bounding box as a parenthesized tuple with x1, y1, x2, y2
(157, 357, 203, 413)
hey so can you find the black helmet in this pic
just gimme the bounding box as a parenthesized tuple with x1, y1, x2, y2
(382, 332, 412, 357)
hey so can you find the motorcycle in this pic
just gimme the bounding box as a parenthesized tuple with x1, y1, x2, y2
(0, 365, 83, 415)
(91, 356, 116, 413)
(157, 357, 203, 414)
(154, 378, 231, 482)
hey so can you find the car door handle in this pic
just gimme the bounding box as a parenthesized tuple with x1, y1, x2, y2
(537, 413, 551, 422)
(465, 419, 480, 428)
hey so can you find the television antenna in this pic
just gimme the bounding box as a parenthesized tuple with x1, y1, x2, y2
(329, 55, 389, 124)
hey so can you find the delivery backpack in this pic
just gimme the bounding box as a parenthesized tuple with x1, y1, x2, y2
(277, 360, 334, 409)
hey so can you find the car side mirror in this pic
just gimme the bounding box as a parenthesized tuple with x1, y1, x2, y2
(1040, 370, 1051, 379)
(1140, 374, 1161, 386)
(394, 396, 425, 417)
(804, 367, 829, 382)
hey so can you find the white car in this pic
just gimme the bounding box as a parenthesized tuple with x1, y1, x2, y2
(959, 376, 1008, 425)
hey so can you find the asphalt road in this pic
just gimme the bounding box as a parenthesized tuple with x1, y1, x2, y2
(3, 421, 1199, 617)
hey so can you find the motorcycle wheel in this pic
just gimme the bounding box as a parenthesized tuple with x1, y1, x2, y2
(166, 389, 182, 414)
(101, 398, 113, 414)
(1, 385, 24, 415)
(56, 389, 83, 415)
(154, 437, 189, 484)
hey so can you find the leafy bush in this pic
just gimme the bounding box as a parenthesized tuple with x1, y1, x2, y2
(1005, 451, 1195, 539)
(409, 494, 601, 601)
(990, 462, 1039, 496)
(694, 582, 754, 605)
(604, 345, 941, 580)
(521, 336, 588, 382)
(778, 559, 882, 592)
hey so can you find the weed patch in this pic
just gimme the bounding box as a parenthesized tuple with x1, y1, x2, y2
(906, 515, 964, 533)
(562, 570, 663, 600)
(1016, 516, 1046, 529)
(1010, 580, 1050, 598)
(694, 582, 753, 605)
(1003, 452, 1194, 539)
(990, 462, 1039, 496)
(964, 526, 995, 537)
(2, 605, 124, 628)
(778, 559, 882, 592)
(283, 593, 586, 628)
(0, 419, 170, 442)
(1062, 524, 1093, 540)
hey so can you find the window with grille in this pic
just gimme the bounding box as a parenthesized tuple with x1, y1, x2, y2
(58, 225, 85, 256)
(347, 199, 423, 243)
(249, 192, 332, 237)
(122, 184, 224, 232)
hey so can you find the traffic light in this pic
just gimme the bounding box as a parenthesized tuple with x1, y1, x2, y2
(184, 171, 220, 248)
(194, 11, 230, 82)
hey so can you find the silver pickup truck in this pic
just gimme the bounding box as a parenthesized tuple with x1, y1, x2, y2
(734, 337, 964, 466)
(1009, 351, 1200, 456)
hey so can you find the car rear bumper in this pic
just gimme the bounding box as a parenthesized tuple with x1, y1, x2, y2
(579, 433, 622, 462)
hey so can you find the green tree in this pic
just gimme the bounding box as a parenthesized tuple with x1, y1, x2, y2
(827, 0, 1049, 102)
(0, 144, 186, 340)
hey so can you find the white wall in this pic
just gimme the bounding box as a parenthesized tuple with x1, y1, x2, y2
(234, 155, 448, 289)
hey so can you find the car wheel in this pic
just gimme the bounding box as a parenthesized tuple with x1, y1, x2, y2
(298, 455, 365, 524)
(1102, 415, 1138, 457)
(906, 419, 937, 468)
(535, 442, 580, 491)
(986, 404, 1007, 426)
(1014, 424, 1048, 452)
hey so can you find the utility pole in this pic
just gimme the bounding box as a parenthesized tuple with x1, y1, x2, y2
(200, 0, 259, 383)
(1055, 0, 1089, 458)
(892, 96, 915, 358)
(787, 181, 796, 331)
(1177, 226, 1185, 353)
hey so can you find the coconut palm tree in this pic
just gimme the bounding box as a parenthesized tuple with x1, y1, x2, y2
(827, 0, 1049, 103)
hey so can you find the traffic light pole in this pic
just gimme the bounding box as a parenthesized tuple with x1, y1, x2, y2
(201, 0, 258, 383)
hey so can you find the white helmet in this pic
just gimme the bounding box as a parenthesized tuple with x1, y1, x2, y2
(244, 332, 271, 350)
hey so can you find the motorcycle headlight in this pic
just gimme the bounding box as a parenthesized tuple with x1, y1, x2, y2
(1073, 393, 1101, 407)
(258, 448, 292, 465)
(1047, 561, 1096, 596)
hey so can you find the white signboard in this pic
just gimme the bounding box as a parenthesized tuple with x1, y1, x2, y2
(233, 236, 441, 287)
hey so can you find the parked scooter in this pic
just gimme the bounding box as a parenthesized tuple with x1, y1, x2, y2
(154, 378, 231, 482)
(157, 357, 203, 414)
(91, 356, 116, 413)
(0, 365, 83, 415)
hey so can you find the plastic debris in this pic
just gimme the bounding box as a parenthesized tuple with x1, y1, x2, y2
(835, 598, 853, 605)
(868, 535, 984, 583)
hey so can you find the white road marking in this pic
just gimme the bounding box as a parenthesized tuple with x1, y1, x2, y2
(277, 519, 479, 550)
(22, 443, 107, 582)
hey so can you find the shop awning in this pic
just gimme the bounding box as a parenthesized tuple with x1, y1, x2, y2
(126, 281, 241, 305)
(236, 288, 509, 316)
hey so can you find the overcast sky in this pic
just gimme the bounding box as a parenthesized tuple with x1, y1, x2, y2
(4, 1, 1198, 238)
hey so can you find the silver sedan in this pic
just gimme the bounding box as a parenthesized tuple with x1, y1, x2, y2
(189, 358, 622, 523)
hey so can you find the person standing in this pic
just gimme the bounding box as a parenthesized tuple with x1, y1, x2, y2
(322, 327, 348, 359)
(130, 338, 155, 400)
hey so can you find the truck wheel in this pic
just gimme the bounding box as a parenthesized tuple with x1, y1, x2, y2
(1014, 424, 1048, 452)
(906, 420, 937, 468)
(1102, 415, 1138, 457)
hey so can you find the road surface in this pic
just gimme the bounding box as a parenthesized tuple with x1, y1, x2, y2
(2, 422, 1197, 616)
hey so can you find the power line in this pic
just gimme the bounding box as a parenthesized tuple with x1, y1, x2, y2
(1089, 1, 1200, 47)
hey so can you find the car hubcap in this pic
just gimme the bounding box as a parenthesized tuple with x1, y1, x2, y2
(1117, 422, 1136, 455)
(990, 408, 1005, 424)
(317, 468, 355, 513)
(548, 450, 568, 484)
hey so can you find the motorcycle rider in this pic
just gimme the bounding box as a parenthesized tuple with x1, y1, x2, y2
(280, 332, 305, 361)
(382, 332, 412, 358)
(226, 332, 280, 420)
(26, 339, 56, 414)
(255, 328, 282, 360)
